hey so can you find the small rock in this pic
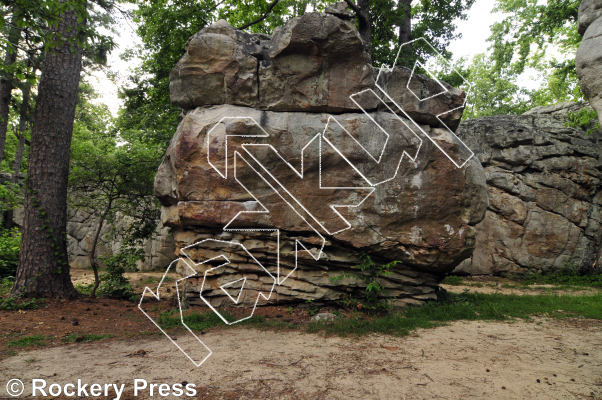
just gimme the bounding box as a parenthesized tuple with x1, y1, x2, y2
(486, 369, 490, 372)
(570, 378, 575, 382)
(102, 303, 108, 307)
(75, 336, 84, 343)
(283, 318, 292, 323)
(85, 308, 91, 311)
(71, 319, 79, 326)
(275, 313, 283, 318)
(181, 381, 188, 386)
(537, 379, 540, 383)
(501, 386, 506, 390)
(60, 316, 65, 320)
(92, 312, 97, 316)
(311, 313, 339, 323)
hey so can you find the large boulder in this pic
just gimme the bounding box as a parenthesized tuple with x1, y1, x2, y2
(454, 103, 602, 275)
(576, 0, 602, 127)
(157, 13, 487, 307)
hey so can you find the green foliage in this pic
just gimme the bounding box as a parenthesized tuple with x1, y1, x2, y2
(442, 275, 464, 286)
(0, 276, 14, 297)
(74, 282, 94, 295)
(0, 182, 24, 211)
(330, 252, 400, 311)
(62, 333, 115, 343)
(305, 299, 319, 317)
(0, 295, 44, 310)
(566, 107, 601, 135)
(515, 266, 602, 288)
(374, 0, 476, 67)
(96, 250, 138, 300)
(7, 334, 47, 347)
(0, 228, 20, 279)
(483, 0, 583, 109)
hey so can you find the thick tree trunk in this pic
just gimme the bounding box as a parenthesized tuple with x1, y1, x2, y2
(0, 21, 21, 165)
(12, 1, 85, 299)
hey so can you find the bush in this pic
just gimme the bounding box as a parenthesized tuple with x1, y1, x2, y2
(330, 252, 401, 312)
(96, 249, 140, 300)
(0, 228, 21, 279)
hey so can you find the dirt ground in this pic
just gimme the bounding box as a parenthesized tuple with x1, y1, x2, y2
(0, 269, 601, 399)
(1, 318, 601, 399)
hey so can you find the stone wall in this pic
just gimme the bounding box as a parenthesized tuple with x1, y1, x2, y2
(454, 102, 602, 275)
(156, 9, 488, 308)
(13, 207, 177, 272)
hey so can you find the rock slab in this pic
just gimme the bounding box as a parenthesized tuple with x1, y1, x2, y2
(454, 104, 602, 275)
(576, 0, 602, 127)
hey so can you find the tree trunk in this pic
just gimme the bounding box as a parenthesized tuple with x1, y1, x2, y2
(89, 200, 111, 298)
(396, 0, 414, 67)
(0, 19, 21, 165)
(12, 1, 85, 299)
(356, 0, 372, 65)
(344, 0, 372, 64)
(4, 73, 34, 230)
(398, 0, 412, 45)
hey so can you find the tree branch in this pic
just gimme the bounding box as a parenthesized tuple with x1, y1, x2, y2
(343, 0, 360, 15)
(238, 0, 280, 30)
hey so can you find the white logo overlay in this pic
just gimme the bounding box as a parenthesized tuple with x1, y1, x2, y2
(139, 38, 473, 366)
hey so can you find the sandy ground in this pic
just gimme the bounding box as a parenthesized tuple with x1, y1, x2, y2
(1, 318, 601, 400)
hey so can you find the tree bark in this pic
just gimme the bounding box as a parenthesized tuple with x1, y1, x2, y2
(396, 0, 414, 67)
(345, 0, 372, 65)
(89, 199, 112, 298)
(398, 0, 413, 45)
(0, 18, 21, 165)
(4, 71, 34, 230)
(12, 1, 85, 299)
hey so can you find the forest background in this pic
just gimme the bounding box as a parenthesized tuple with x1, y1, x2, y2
(0, 0, 597, 300)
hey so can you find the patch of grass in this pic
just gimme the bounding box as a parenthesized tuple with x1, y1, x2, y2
(24, 358, 38, 364)
(156, 291, 602, 339)
(62, 333, 115, 343)
(8, 334, 47, 347)
(442, 275, 464, 285)
(74, 282, 94, 295)
(514, 272, 602, 288)
(501, 284, 518, 289)
(6, 350, 18, 356)
(140, 276, 157, 285)
(303, 291, 602, 337)
(467, 282, 484, 288)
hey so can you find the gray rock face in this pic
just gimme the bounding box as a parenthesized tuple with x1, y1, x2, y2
(454, 106, 602, 275)
(576, 0, 602, 127)
(158, 13, 487, 307)
(62, 209, 175, 271)
(578, 0, 602, 35)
